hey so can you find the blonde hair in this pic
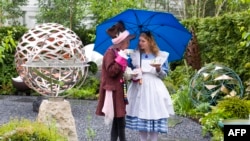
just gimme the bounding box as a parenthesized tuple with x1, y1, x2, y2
(139, 32, 159, 56)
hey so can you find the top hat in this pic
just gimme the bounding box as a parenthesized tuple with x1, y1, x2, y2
(106, 21, 135, 44)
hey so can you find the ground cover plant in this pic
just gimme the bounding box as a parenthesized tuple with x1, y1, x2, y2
(0, 118, 67, 141)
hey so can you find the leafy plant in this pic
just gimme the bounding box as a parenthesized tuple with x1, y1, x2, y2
(0, 82, 12, 95)
(0, 29, 19, 94)
(168, 61, 201, 118)
(169, 61, 195, 88)
(172, 85, 195, 117)
(65, 87, 98, 100)
(216, 97, 250, 119)
(200, 97, 250, 138)
(87, 61, 98, 75)
(64, 75, 99, 99)
(200, 107, 230, 137)
(85, 109, 96, 141)
(0, 30, 17, 63)
(0, 118, 67, 141)
(210, 128, 223, 141)
(195, 102, 211, 113)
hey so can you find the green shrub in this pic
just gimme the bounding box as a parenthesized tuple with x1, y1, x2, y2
(200, 97, 250, 138)
(195, 102, 211, 113)
(200, 108, 230, 137)
(0, 118, 67, 141)
(216, 97, 250, 119)
(64, 75, 100, 99)
(0, 26, 27, 95)
(172, 85, 195, 116)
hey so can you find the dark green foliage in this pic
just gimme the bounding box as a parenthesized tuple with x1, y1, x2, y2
(0, 26, 28, 94)
(0, 26, 28, 40)
(64, 75, 100, 99)
(87, 61, 98, 75)
(73, 27, 95, 45)
(168, 61, 195, 88)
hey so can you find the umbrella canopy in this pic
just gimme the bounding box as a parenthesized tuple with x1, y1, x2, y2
(94, 9, 192, 62)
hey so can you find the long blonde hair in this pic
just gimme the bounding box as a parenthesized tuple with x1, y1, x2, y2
(139, 32, 159, 56)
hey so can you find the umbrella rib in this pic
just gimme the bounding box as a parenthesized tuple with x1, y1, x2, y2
(132, 10, 143, 32)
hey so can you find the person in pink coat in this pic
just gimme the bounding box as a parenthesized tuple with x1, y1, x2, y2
(95, 21, 135, 141)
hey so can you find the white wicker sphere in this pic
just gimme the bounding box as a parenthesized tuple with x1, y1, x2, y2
(15, 23, 88, 97)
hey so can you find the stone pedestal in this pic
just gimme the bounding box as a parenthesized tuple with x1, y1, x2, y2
(37, 99, 78, 141)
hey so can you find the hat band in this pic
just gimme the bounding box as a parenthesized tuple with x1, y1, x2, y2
(112, 30, 130, 44)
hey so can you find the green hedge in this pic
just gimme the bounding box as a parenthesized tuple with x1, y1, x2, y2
(182, 11, 250, 83)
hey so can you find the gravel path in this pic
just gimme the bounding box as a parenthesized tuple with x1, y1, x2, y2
(0, 95, 211, 141)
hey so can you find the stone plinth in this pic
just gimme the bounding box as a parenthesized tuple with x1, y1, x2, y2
(37, 99, 78, 141)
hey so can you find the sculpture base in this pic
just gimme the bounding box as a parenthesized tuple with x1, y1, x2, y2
(33, 96, 47, 112)
(37, 99, 78, 141)
(48, 96, 64, 101)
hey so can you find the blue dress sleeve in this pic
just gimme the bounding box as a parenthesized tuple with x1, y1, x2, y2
(161, 59, 169, 74)
(157, 58, 169, 79)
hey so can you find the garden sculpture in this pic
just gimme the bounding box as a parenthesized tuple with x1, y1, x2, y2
(189, 63, 244, 106)
(14, 23, 89, 97)
(14, 23, 89, 141)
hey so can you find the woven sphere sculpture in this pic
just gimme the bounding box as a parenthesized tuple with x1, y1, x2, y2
(15, 23, 88, 97)
(189, 63, 244, 106)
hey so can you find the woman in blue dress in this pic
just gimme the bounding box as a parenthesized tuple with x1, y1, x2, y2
(126, 31, 175, 141)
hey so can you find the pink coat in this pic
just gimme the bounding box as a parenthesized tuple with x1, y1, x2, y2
(95, 47, 126, 117)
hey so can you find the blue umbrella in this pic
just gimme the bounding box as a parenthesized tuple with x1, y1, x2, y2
(93, 9, 192, 62)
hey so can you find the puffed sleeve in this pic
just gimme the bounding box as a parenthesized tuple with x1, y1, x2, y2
(156, 51, 170, 79)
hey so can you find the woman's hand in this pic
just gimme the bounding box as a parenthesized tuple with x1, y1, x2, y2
(150, 64, 161, 72)
(132, 68, 142, 80)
